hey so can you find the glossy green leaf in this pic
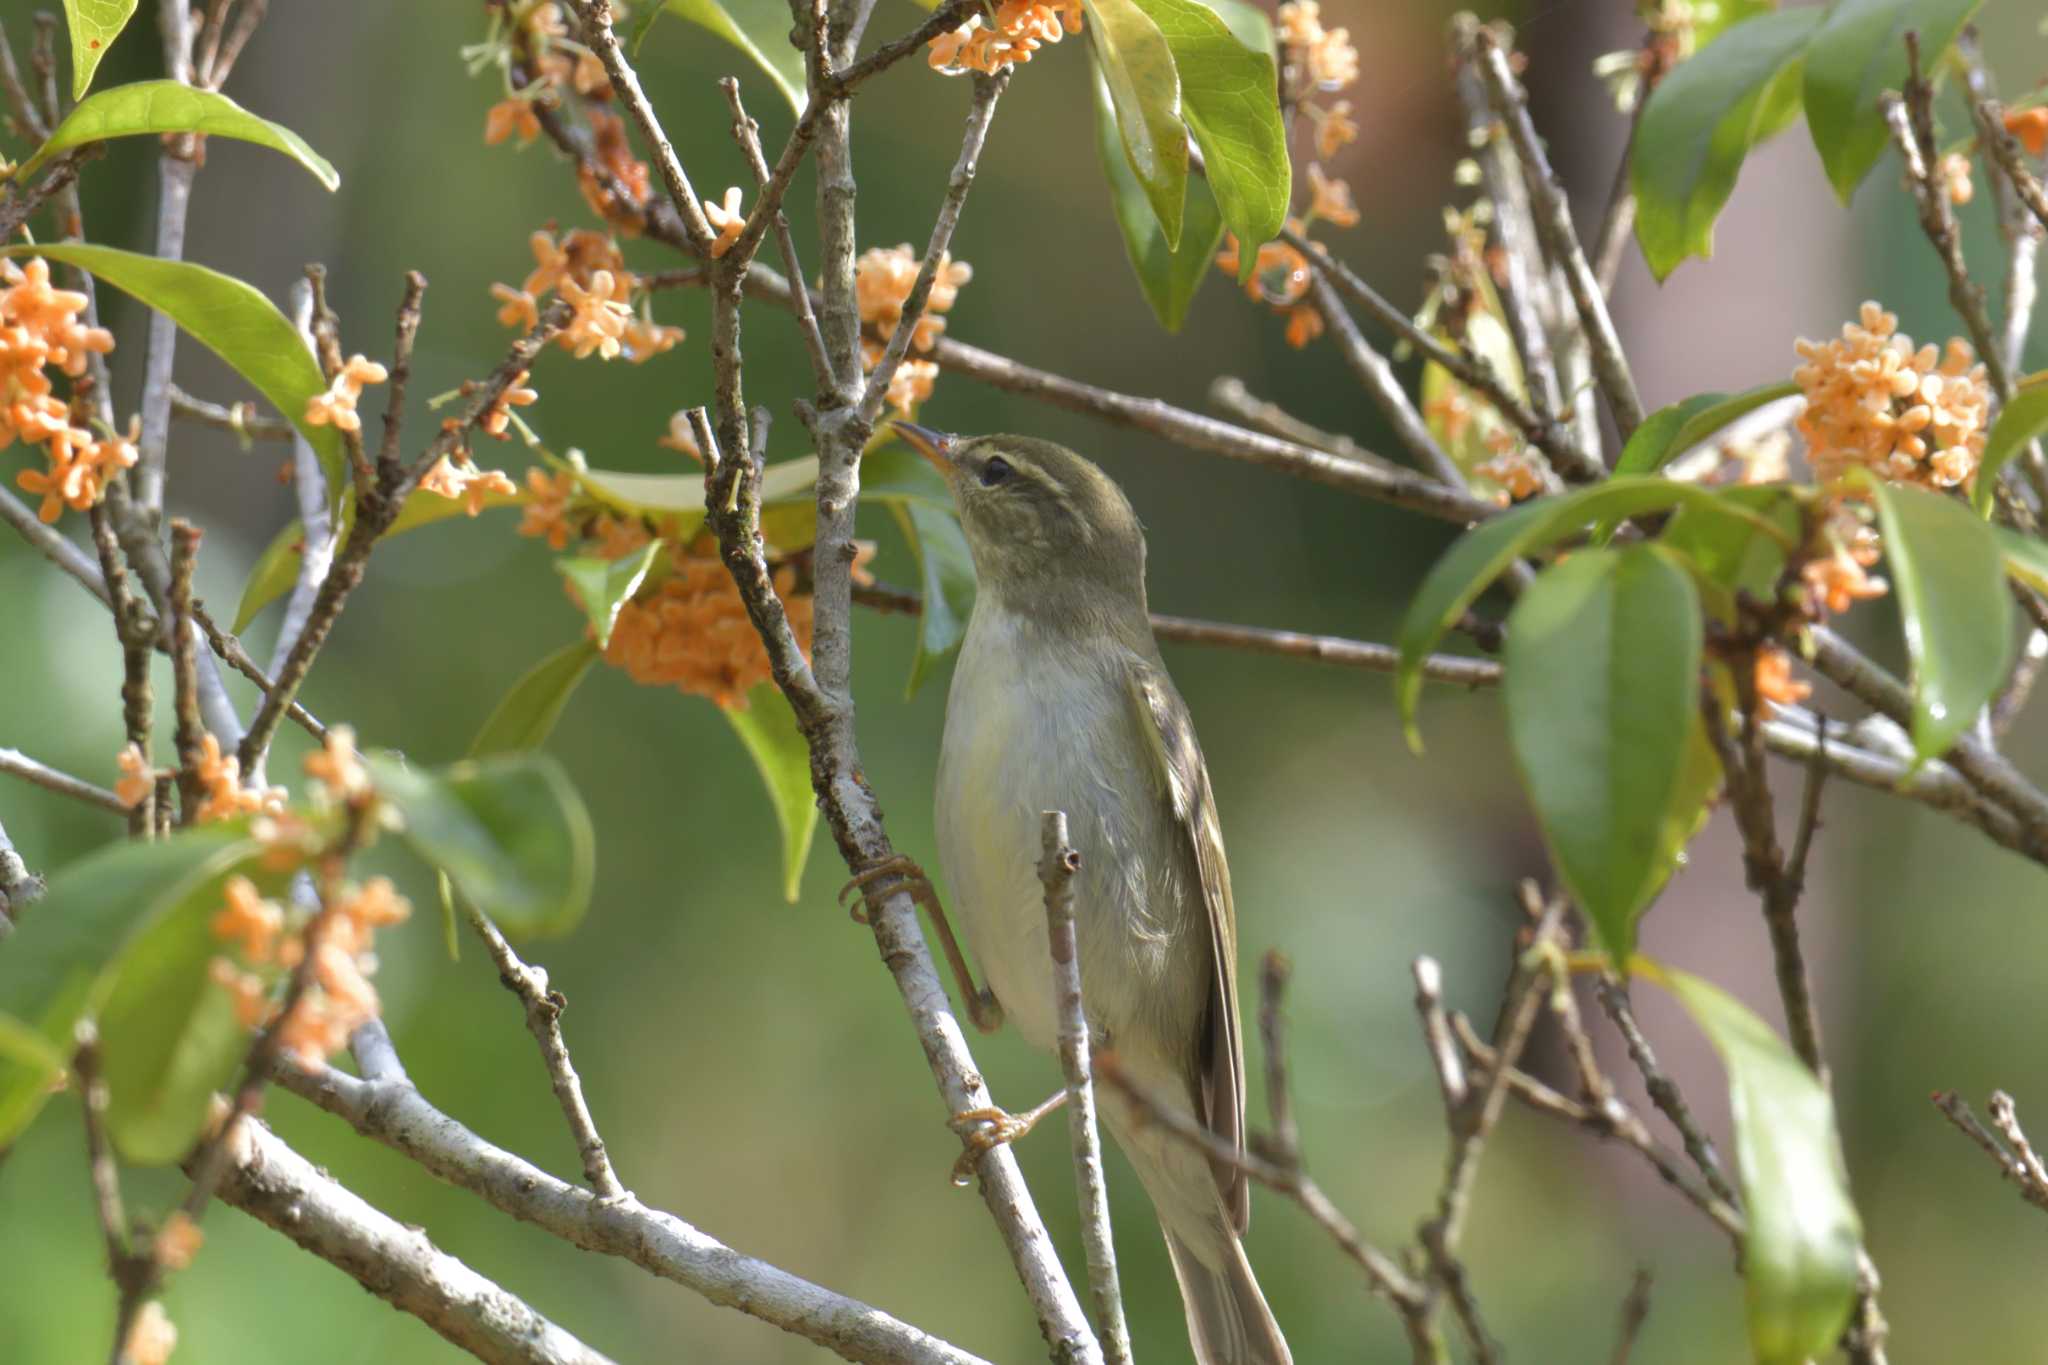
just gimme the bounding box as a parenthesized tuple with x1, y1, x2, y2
(1084, 0, 1189, 250)
(723, 683, 819, 902)
(1397, 478, 1787, 747)
(1614, 380, 1801, 477)
(98, 855, 292, 1164)
(1503, 548, 1703, 959)
(2, 244, 348, 503)
(1632, 9, 1819, 279)
(1972, 372, 2048, 516)
(1645, 961, 1862, 1363)
(234, 483, 531, 631)
(17, 81, 338, 188)
(64, 0, 137, 97)
(556, 542, 661, 649)
(0, 828, 255, 1152)
(1131, 0, 1289, 273)
(577, 455, 818, 519)
(1093, 65, 1228, 332)
(1804, 0, 1982, 201)
(368, 753, 596, 940)
(866, 446, 978, 695)
(1857, 475, 2014, 762)
(638, 0, 808, 115)
(1190, 0, 1274, 57)
(472, 640, 603, 757)
(1659, 485, 1806, 613)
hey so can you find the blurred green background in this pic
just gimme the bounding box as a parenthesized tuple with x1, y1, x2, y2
(4, 1, 2048, 1360)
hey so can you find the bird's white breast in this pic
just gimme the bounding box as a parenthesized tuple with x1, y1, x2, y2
(934, 603, 1199, 1059)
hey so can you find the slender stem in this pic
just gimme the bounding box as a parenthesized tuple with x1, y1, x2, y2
(1038, 813, 1131, 1365)
(1473, 28, 1644, 438)
(0, 748, 127, 814)
(167, 521, 207, 826)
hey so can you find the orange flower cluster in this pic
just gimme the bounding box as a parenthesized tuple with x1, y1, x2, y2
(598, 536, 814, 708)
(928, 0, 1083, 74)
(2, 257, 129, 522)
(190, 732, 287, 824)
(578, 108, 653, 234)
(1276, 1, 1358, 92)
(702, 186, 747, 258)
(1475, 433, 1544, 501)
(480, 2, 611, 149)
(517, 465, 581, 549)
(1753, 644, 1812, 707)
(1801, 504, 1887, 618)
(420, 453, 519, 515)
(1794, 302, 1989, 491)
(208, 873, 411, 1068)
(855, 244, 972, 416)
(304, 354, 388, 435)
(1216, 224, 1325, 348)
(490, 229, 682, 363)
(1940, 152, 1974, 206)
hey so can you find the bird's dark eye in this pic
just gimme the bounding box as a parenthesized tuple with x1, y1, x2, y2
(979, 456, 1013, 487)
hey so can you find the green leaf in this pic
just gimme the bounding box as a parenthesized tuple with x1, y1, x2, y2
(234, 482, 531, 631)
(472, 640, 603, 757)
(98, 856, 293, 1164)
(1396, 478, 1787, 747)
(1130, 0, 1289, 272)
(1659, 485, 1806, 611)
(1644, 961, 1863, 1363)
(1503, 547, 1704, 959)
(1804, 0, 1982, 201)
(1084, 0, 1189, 250)
(16, 81, 339, 188)
(865, 447, 978, 695)
(556, 541, 662, 649)
(639, 0, 808, 116)
(1973, 372, 2048, 516)
(1632, 9, 1820, 279)
(1997, 525, 2048, 596)
(0, 828, 256, 1153)
(1093, 65, 1227, 332)
(2, 244, 348, 507)
(1613, 380, 1801, 477)
(367, 753, 596, 940)
(577, 455, 818, 521)
(64, 0, 137, 98)
(1856, 475, 2014, 762)
(1188, 0, 1274, 58)
(723, 683, 819, 902)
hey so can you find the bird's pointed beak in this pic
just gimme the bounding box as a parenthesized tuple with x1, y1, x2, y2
(892, 420, 957, 477)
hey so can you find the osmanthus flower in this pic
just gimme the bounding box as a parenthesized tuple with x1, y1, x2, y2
(303, 355, 389, 435)
(304, 723, 371, 804)
(559, 269, 634, 359)
(595, 535, 816, 707)
(518, 465, 580, 549)
(420, 453, 520, 516)
(1275, 1, 1359, 95)
(577, 108, 652, 234)
(928, 0, 1083, 74)
(191, 732, 287, 824)
(154, 1212, 204, 1272)
(114, 743, 156, 808)
(851, 244, 972, 413)
(1794, 302, 1989, 492)
(702, 186, 746, 259)
(2007, 105, 2048, 158)
(1475, 431, 1545, 502)
(478, 370, 539, 438)
(484, 96, 543, 146)
(1310, 99, 1358, 160)
(1801, 505, 1887, 617)
(1, 257, 120, 521)
(1306, 163, 1360, 228)
(1940, 152, 1974, 206)
(1753, 644, 1813, 708)
(124, 1302, 176, 1365)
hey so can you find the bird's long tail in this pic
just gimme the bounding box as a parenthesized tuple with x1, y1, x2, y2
(1163, 1230, 1292, 1365)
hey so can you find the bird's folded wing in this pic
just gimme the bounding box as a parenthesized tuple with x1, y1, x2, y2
(1126, 657, 1250, 1233)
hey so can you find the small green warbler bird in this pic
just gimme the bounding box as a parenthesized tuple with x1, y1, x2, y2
(896, 422, 1291, 1365)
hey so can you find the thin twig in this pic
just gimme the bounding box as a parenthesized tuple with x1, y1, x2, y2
(1206, 376, 1407, 474)
(0, 748, 127, 814)
(859, 71, 1008, 428)
(272, 1025, 992, 1365)
(1039, 812, 1131, 1365)
(1304, 268, 1472, 491)
(1593, 978, 1739, 1208)
(1932, 1090, 2048, 1215)
(1473, 27, 1644, 438)
(166, 385, 295, 441)
(166, 521, 207, 826)
(459, 899, 626, 1201)
(205, 1116, 623, 1365)
(1977, 98, 2048, 233)
(720, 79, 836, 391)
(1609, 1268, 1654, 1365)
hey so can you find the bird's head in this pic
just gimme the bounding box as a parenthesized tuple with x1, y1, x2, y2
(893, 421, 1148, 622)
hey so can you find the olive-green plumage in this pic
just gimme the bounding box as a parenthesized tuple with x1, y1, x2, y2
(902, 423, 1290, 1365)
